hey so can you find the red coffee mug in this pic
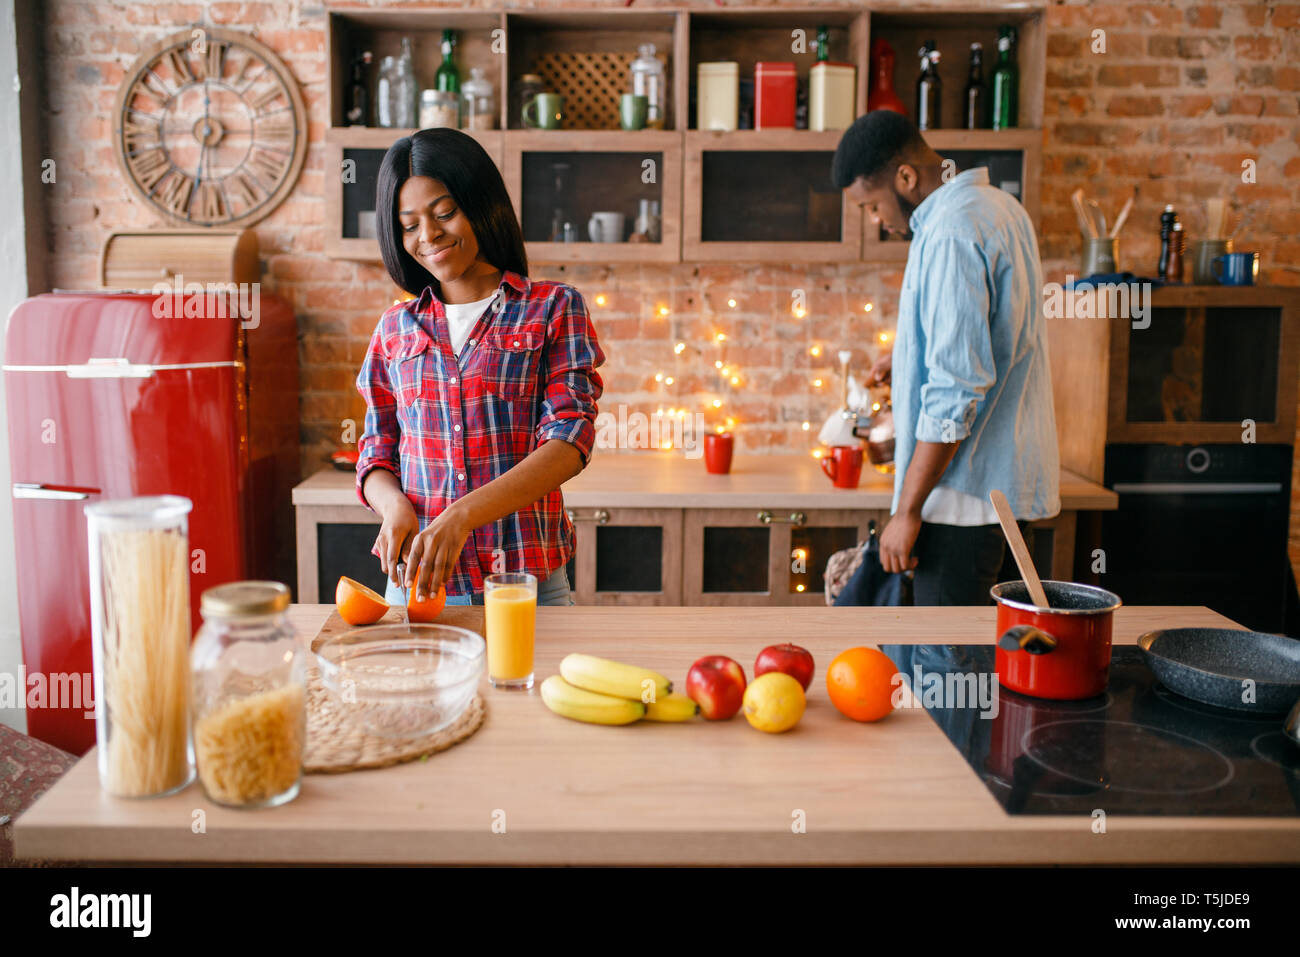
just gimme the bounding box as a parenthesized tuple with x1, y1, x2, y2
(992, 580, 1122, 700)
(820, 445, 864, 488)
(704, 432, 734, 474)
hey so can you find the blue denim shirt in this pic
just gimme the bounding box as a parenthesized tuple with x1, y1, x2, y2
(891, 167, 1060, 520)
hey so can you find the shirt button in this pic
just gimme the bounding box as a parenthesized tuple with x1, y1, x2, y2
(450, 375, 457, 384)
(457, 473, 466, 482)
(467, 338, 475, 346)
(513, 340, 520, 347)
(453, 424, 461, 432)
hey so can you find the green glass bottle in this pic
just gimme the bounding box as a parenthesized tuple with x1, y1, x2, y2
(991, 25, 1018, 130)
(436, 29, 460, 94)
(815, 25, 830, 62)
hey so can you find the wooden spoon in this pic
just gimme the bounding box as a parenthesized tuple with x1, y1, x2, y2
(989, 490, 1050, 608)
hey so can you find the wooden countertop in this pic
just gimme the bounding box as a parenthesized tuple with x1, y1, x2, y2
(293, 453, 1118, 512)
(17, 603, 1297, 867)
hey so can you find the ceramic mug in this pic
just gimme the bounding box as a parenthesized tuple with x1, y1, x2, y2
(1213, 251, 1259, 286)
(819, 445, 864, 489)
(704, 432, 734, 474)
(587, 211, 625, 243)
(522, 92, 563, 129)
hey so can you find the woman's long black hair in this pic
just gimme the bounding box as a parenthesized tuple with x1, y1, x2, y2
(376, 128, 528, 298)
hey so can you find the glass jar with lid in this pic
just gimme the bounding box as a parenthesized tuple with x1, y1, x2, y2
(630, 43, 666, 128)
(420, 88, 460, 129)
(461, 67, 496, 130)
(191, 581, 306, 809)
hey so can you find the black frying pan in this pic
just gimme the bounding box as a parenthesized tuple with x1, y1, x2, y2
(1137, 628, 1300, 714)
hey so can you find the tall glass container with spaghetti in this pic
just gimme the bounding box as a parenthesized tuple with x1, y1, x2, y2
(85, 495, 196, 798)
(191, 581, 305, 808)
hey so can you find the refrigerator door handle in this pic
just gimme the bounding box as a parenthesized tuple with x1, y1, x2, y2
(12, 483, 98, 501)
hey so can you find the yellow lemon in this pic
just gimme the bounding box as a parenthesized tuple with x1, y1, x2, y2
(742, 672, 806, 733)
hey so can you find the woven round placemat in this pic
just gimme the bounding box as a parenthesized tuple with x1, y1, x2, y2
(303, 665, 486, 774)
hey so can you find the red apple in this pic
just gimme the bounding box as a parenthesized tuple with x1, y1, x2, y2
(685, 655, 747, 720)
(754, 643, 815, 692)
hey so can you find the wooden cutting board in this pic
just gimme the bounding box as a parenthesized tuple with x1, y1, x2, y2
(307, 605, 487, 651)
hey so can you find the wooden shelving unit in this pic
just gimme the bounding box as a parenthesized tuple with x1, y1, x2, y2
(323, 4, 1046, 265)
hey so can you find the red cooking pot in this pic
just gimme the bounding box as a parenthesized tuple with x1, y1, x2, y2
(991, 580, 1122, 700)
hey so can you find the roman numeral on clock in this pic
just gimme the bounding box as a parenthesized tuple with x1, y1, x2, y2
(197, 182, 225, 222)
(165, 50, 193, 86)
(247, 147, 287, 183)
(127, 147, 169, 191)
(156, 171, 194, 216)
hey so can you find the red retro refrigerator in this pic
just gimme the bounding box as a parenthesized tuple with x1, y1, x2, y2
(5, 289, 300, 754)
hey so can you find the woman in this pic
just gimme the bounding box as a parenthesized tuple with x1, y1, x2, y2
(355, 128, 604, 607)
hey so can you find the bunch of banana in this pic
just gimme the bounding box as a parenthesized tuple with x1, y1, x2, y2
(540, 654, 699, 725)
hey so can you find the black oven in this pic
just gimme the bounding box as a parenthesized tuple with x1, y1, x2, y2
(1101, 443, 1293, 634)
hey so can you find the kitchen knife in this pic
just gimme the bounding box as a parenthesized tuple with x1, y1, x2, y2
(395, 562, 410, 630)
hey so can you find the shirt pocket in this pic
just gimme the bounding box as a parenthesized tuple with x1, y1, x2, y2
(392, 343, 429, 410)
(482, 327, 545, 404)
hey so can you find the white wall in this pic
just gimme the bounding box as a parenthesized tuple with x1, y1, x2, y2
(0, 0, 44, 733)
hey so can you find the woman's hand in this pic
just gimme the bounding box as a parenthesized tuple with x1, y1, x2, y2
(374, 495, 419, 586)
(869, 350, 893, 386)
(405, 502, 473, 602)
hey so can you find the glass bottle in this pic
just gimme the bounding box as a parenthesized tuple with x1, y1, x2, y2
(346, 50, 372, 126)
(815, 25, 831, 62)
(964, 42, 985, 130)
(916, 41, 942, 131)
(461, 66, 496, 130)
(376, 55, 397, 127)
(991, 26, 1019, 130)
(630, 43, 667, 129)
(191, 582, 306, 809)
(436, 29, 460, 94)
(86, 496, 195, 798)
(393, 37, 416, 128)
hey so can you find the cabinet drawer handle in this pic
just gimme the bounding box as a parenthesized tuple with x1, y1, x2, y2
(756, 510, 806, 526)
(566, 508, 610, 525)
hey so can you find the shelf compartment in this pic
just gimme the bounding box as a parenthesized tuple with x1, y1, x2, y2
(684, 129, 861, 262)
(685, 8, 868, 130)
(504, 130, 681, 264)
(324, 127, 504, 262)
(504, 10, 683, 131)
(868, 8, 1046, 133)
(568, 507, 683, 606)
(326, 9, 508, 130)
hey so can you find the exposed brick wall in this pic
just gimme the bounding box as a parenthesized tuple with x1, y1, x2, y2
(35, 1, 1300, 564)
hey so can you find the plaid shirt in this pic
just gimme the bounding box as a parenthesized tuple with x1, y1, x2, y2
(356, 271, 604, 597)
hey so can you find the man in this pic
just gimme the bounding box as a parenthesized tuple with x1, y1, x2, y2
(832, 110, 1060, 605)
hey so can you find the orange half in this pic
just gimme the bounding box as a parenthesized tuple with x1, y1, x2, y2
(336, 576, 388, 625)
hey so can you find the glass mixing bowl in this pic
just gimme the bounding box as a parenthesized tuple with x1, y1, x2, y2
(314, 624, 485, 738)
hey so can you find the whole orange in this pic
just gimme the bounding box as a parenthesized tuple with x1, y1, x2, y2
(407, 584, 447, 622)
(826, 647, 899, 722)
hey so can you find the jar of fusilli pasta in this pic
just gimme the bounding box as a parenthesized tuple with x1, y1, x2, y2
(192, 582, 306, 808)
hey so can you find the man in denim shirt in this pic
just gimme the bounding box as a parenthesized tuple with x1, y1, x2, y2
(832, 111, 1060, 604)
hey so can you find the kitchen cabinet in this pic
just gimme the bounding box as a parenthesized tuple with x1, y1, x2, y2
(566, 506, 683, 605)
(323, 5, 1048, 265)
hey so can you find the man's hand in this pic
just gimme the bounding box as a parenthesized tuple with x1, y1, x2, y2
(374, 495, 418, 585)
(869, 350, 893, 386)
(405, 502, 473, 602)
(879, 511, 921, 574)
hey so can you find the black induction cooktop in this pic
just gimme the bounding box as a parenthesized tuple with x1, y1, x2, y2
(880, 644, 1300, 816)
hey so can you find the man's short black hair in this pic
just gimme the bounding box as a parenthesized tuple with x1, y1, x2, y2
(831, 110, 930, 189)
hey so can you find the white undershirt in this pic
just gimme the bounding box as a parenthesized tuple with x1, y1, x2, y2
(921, 486, 999, 526)
(443, 291, 499, 357)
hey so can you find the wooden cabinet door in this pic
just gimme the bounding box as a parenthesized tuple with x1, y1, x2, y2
(567, 507, 683, 605)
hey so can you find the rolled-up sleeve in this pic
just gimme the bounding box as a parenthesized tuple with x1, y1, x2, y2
(536, 287, 605, 466)
(355, 325, 400, 508)
(915, 235, 997, 444)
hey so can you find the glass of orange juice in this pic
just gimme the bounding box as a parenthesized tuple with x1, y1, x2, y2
(483, 572, 537, 690)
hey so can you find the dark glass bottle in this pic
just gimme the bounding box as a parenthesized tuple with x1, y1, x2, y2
(815, 25, 830, 62)
(991, 26, 1018, 130)
(963, 43, 985, 130)
(1157, 204, 1178, 280)
(436, 29, 459, 93)
(916, 41, 941, 131)
(346, 50, 372, 126)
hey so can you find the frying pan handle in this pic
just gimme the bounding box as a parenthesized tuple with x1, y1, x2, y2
(997, 624, 1058, 655)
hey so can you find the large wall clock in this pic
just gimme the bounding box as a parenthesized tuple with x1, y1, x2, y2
(112, 26, 308, 227)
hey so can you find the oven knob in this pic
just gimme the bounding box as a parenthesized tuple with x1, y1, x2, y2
(1186, 447, 1211, 474)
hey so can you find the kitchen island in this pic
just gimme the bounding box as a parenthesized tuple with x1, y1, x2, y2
(16, 603, 1298, 866)
(294, 454, 1116, 605)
